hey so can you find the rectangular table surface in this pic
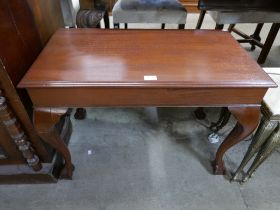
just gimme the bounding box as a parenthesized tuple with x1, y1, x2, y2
(19, 29, 275, 89)
(17, 29, 277, 178)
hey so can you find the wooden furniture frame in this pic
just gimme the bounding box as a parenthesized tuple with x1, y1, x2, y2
(0, 0, 73, 183)
(18, 29, 275, 179)
(196, 10, 280, 64)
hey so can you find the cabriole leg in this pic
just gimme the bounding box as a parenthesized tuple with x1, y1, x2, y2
(33, 108, 74, 179)
(213, 106, 260, 175)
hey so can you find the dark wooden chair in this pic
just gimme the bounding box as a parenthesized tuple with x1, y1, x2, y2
(196, 0, 280, 64)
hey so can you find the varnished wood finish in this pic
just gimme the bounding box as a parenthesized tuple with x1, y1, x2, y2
(19, 29, 276, 177)
(0, 96, 42, 171)
(213, 107, 261, 174)
(0, 0, 66, 182)
(0, 90, 23, 163)
(27, 0, 64, 45)
(19, 29, 274, 89)
(0, 61, 50, 162)
(0, 163, 57, 184)
(80, 0, 95, 9)
(0, 0, 42, 86)
(181, 0, 199, 13)
(33, 108, 74, 179)
(27, 87, 268, 107)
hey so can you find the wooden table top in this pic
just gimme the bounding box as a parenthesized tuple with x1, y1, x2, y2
(19, 29, 275, 89)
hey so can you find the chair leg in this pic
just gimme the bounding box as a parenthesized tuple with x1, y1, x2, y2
(178, 24, 185, 29)
(228, 24, 235, 32)
(161, 24, 165, 29)
(196, 10, 206, 29)
(114, 23, 120, 29)
(103, 10, 110, 29)
(194, 107, 206, 120)
(124, 23, 128, 29)
(231, 118, 278, 182)
(250, 23, 264, 50)
(209, 107, 231, 132)
(243, 126, 280, 182)
(215, 24, 224, 30)
(257, 23, 280, 64)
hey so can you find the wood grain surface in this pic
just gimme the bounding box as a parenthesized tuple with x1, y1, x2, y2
(18, 29, 276, 89)
(18, 29, 276, 177)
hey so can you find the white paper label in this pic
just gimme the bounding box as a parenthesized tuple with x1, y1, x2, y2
(144, 75, 157, 81)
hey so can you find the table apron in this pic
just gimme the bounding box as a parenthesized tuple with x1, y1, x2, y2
(27, 87, 267, 107)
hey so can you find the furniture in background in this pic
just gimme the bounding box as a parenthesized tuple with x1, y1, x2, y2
(77, 0, 110, 28)
(196, 0, 280, 64)
(112, 0, 187, 29)
(75, 0, 111, 119)
(81, 0, 197, 13)
(27, 0, 65, 45)
(232, 68, 280, 183)
(180, 0, 198, 13)
(18, 29, 275, 179)
(60, 0, 80, 28)
(0, 0, 72, 183)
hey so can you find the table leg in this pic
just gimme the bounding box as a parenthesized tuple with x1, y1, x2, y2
(213, 106, 260, 175)
(194, 107, 206, 120)
(74, 108, 86, 120)
(231, 118, 277, 181)
(33, 108, 74, 179)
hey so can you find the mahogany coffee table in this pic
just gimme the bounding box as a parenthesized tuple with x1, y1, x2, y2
(19, 29, 276, 179)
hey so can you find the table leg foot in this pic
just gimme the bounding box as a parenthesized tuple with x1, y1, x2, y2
(74, 108, 86, 120)
(212, 160, 226, 175)
(33, 108, 74, 179)
(60, 164, 75, 179)
(213, 106, 260, 175)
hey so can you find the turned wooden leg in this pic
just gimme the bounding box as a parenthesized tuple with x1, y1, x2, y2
(0, 96, 42, 171)
(74, 108, 86, 120)
(231, 118, 278, 181)
(213, 106, 260, 175)
(33, 108, 74, 179)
